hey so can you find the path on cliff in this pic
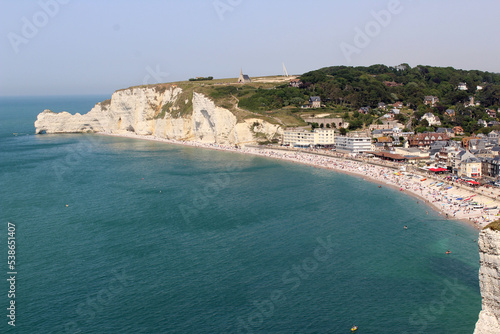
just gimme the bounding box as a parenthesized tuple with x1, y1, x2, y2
(230, 94, 286, 126)
(406, 115, 414, 131)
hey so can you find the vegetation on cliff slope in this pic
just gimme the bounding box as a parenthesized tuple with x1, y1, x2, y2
(118, 64, 500, 133)
(485, 220, 500, 231)
(300, 64, 500, 108)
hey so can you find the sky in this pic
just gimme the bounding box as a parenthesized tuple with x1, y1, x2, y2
(0, 0, 499, 97)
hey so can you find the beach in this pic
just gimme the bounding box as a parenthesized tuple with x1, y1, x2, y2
(99, 132, 499, 230)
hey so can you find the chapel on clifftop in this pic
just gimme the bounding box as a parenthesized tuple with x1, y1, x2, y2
(238, 69, 251, 83)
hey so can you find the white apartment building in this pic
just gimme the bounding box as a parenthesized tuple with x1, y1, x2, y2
(335, 135, 372, 153)
(283, 128, 335, 147)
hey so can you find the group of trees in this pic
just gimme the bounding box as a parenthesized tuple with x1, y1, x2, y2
(341, 110, 377, 130)
(408, 102, 499, 135)
(300, 64, 500, 109)
(238, 87, 309, 112)
(189, 76, 213, 81)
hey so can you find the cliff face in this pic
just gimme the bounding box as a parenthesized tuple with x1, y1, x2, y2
(34, 86, 282, 146)
(474, 225, 500, 334)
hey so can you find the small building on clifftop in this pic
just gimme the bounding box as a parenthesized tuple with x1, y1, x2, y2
(238, 69, 251, 83)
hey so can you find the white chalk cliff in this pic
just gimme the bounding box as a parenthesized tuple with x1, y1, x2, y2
(34, 86, 282, 145)
(474, 225, 500, 334)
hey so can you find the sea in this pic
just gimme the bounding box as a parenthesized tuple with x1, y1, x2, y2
(0, 96, 482, 333)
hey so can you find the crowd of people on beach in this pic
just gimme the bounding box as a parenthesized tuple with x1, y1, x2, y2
(102, 132, 499, 229)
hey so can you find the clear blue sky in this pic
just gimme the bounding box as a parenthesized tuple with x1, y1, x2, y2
(1, 0, 499, 96)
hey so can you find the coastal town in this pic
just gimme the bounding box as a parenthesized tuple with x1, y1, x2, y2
(183, 67, 500, 228)
(283, 107, 500, 181)
(271, 76, 500, 229)
(280, 89, 500, 186)
(228, 66, 495, 184)
(212, 66, 500, 192)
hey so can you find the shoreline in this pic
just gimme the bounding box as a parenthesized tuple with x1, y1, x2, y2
(97, 132, 499, 231)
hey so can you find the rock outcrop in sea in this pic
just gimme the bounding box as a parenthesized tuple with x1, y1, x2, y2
(474, 222, 500, 334)
(34, 85, 282, 146)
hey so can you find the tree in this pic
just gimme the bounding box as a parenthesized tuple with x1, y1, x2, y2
(394, 113, 407, 123)
(411, 118, 419, 128)
(415, 126, 429, 133)
(478, 84, 500, 106)
(419, 119, 429, 127)
(348, 119, 363, 130)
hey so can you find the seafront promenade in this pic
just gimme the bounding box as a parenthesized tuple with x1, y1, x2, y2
(99, 132, 499, 229)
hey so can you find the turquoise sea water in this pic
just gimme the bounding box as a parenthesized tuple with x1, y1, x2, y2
(0, 96, 482, 333)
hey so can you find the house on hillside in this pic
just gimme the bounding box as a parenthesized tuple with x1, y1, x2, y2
(478, 119, 488, 128)
(383, 113, 395, 120)
(378, 102, 387, 110)
(486, 109, 497, 118)
(423, 96, 439, 107)
(289, 78, 302, 88)
(238, 69, 251, 83)
(309, 96, 321, 108)
(445, 109, 456, 118)
(465, 96, 480, 108)
(452, 126, 464, 135)
(383, 81, 403, 87)
(358, 107, 370, 114)
(421, 112, 441, 126)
